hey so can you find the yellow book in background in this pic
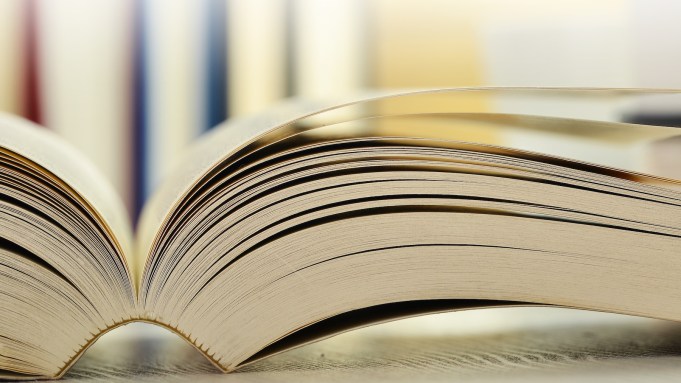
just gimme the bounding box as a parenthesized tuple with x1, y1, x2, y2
(370, 0, 494, 143)
(0, 0, 25, 116)
(226, 0, 288, 117)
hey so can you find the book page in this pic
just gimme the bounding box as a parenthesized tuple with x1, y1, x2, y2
(135, 99, 337, 283)
(0, 113, 133, 278)
(136, 87, 681, 286)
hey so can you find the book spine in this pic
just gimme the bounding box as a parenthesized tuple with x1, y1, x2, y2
(203, 0, 228, 131)
(133, 0, 149, 220)
(226, 0, 288, 117)
(35, 0, 135, 213)
(142, 0, 206, 201)
(0, 0, 30, 120)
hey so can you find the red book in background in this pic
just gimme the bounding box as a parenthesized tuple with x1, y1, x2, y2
(23, 0, 42, 124)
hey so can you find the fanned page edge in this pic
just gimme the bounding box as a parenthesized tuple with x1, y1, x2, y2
(135, 86, 681, 283)
(0, 113, 135, 286)
(130, 87, 681, 375)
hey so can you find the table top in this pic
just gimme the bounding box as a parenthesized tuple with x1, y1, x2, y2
(57, 307, 681, 382)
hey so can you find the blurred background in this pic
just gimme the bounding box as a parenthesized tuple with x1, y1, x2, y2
(3, 0, 681, 367)
(1, 0, 680, 220)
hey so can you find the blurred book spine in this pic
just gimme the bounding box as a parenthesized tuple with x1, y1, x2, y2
(290, 0, 366, 99)
(36, 0, 134, 213)
(0, 0, 27, 118)
(133, 0, 148, 218)
(368, 0, 496, 142)
(226, 0, 288, 117)
(142, 0, 208, 201)
(204, 0, 228, 131)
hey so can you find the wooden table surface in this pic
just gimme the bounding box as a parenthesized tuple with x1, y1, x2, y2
(54, 307, 681, 382)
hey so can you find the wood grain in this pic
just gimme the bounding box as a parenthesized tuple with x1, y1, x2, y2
(57, 308, 681, 382)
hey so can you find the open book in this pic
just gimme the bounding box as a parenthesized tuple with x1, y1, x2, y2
(1, 88, 680, 380)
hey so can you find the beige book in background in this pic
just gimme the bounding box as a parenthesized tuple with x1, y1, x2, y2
(1, 88, 681, 380)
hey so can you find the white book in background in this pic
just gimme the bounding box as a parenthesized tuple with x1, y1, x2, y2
(0, 0, 25, 116)
(290, 0, 365, 99)
(630, 0, 681, 180)
(143, 0, 206, 197)
(631, 0, 681, 113)
(289, 0, 367, 124)
(226, 0, 287, 117)
(479, 5, 644, 172)
(37, 0, 134, 212)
